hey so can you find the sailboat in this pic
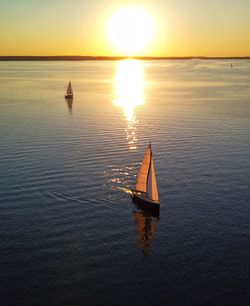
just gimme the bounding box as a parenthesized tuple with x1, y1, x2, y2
(132, 143, 159, 209)
(65, 81, 73, 99)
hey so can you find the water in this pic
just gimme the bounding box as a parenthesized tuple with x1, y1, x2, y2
(0, 60, 249, 306)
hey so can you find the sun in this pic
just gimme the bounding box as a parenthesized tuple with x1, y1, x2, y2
(107, 6, 155, 55)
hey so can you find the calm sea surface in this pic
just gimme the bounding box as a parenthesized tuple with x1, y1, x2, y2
(0, 60, 250, 306)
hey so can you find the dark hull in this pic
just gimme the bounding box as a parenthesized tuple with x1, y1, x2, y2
(132, 194, 160, 217)
(65, 94, 73, 99)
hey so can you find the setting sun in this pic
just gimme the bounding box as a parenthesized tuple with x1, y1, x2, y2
(107, 6, 155, 55)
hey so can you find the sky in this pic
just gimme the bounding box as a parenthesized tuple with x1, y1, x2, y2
(0, 0, 250, 56)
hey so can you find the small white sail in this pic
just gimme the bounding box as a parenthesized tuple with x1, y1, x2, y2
(135, 145, 151, 193)
(66, 81, 73, 95)
(146, 157, 159, 201)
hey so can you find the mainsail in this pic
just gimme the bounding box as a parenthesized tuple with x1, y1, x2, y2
(135, 145, 151, 193)
(135, 144, 159, 201)
(66, 81, 73, 95)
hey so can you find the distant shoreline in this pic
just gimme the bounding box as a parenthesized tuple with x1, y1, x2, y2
(0, 56, 250, 61)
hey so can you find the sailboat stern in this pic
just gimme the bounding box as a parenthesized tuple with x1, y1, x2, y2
(132, 191, 160, 214)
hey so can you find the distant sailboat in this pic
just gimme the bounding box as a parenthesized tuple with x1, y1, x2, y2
(65, 81, 73, 98)
(132, 143, 159, 209)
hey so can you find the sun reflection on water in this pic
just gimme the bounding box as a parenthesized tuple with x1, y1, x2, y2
(114, 59, 144, 149)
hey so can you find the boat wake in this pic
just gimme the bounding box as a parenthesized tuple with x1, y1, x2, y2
(116, 186, 133, 194)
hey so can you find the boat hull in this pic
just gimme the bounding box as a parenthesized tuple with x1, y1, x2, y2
(65, 94, 73, 99)
(132, 192, 160, 216)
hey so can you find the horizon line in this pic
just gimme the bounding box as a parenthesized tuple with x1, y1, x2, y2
(1, 55, 250, 61)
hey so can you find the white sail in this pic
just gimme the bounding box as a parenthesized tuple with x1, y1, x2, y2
(135, 145, 151, 193)
(146, 157, 159, 201)
(66, 81, 73, 95)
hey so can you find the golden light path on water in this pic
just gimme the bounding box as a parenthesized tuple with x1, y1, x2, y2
(113, 59, 144, 150)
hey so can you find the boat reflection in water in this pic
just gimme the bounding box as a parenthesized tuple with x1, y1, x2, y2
(134, 208, 159, 254)
(66, 97, 73, 113)
(114, 59, 144, 150)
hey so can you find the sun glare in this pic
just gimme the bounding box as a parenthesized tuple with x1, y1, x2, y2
(114, 59, 144, 121)
(107, 7, 155, 55)
(114, 59, 144, 150)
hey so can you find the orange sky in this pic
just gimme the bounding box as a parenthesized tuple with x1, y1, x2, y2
(0, 0, 250, 56)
